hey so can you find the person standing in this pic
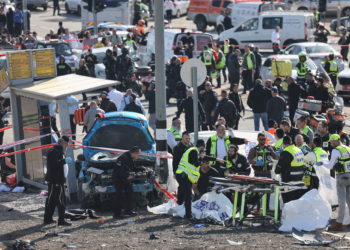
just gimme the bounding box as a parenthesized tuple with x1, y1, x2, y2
(215, 89, 238, 129)
(103, 49, 117, 80)
(84, 49, 98, 77)
(242, 45, 255, 94)
(99, 91, 117, 113)
(49, 102, 60, 138)
(43, 136, 72, 226)
(13, 7, 23, 36)
(53, 0, 60, 16)
(315, 121, 331, 154)
(107, 86, 123, 111)
(215, 44, 227, 88)
(167, 117, 182, 153)
(253, 46, 262, 82)
(164, 0, 174, 23)
(83, 101, 105, 132)
(324, 53, 338, 88)
(67, 95, 79, 141)
(172, 131, 192, 175)
(124, 94, 143, 114)
(296, 52, 309, 83)
(314, 25, 330, 43)
(280, 119, 302, 143)
(275, 136, 306, 203)
(226, 48, 241, 91)
(324, 134, 350, 231)
(271, 26, 281, 54)
(144, 82, 156, 131)
(199, 46, 215, 83)
(338, 27, 350, 62)
(112, 146, 141, 219)
(286, 76, 303, 125)
(296, 116, 314, 146)
(6, 7, 13, 36)
(57, 21, 65, 36)
(199, 82, 218, 131)
(0, 10, 6, 34)
(133, 0, 142, 25)
(247, 79, 271, 131)
(229, 84, 245, 129)
(266, 86, 286, 125)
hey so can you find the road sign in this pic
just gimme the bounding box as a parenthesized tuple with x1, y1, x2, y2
(32, 49, 56, 79)
(180, 58, 207, 87)
(8, 51, 32, 80)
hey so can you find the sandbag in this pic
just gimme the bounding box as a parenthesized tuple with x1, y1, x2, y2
(271, 59, 292, 77)
(279, 189, 331, 232)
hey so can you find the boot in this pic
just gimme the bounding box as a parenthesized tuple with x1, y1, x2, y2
(328, 222, 343, 231)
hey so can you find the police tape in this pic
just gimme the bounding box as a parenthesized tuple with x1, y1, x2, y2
(153, 180, 177, 201)
(0, 144, 55, 157)
(0, 126, 13, 133)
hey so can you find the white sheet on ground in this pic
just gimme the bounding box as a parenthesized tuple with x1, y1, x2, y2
(279, 189, 331, 232)
(147, 191, 233, 224)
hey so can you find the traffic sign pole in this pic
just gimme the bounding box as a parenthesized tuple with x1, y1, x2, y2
(191, 67, 198, 144)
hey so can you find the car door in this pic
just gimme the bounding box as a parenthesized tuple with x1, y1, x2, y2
(261, 16, 283, 47)
(234, 17, 260, 45)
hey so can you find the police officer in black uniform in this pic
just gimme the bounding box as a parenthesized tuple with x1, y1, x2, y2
(44, 136, 72, 226)
(112, 146, 141, 219)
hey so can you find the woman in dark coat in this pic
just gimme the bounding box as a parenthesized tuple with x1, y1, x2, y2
(6, 8, 13, 36)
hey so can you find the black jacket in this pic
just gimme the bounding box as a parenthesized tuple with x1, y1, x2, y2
(172, 142, 193, 174)
(229, 92, 245, 114)
(314, 133, 331, 154)
(100, 98, 117, 113)
(45, 145, 66, 184)
(225, 153, 251, 175)
(112, 152, 136, 181)
(85, 53, 98, 68)
(176, 97, 206, 130)
(205, 136, 246, 156)
(104, 55, 117, 74)
(116, 54, 134, 78)
(223, 16, 233, 30)
(226, 53, 240, 76)
(166, 63, 181, 85)
(145, 89, 155, 114)
(216, 98, 238, 128)
(288, 82, 303, 109)
(253, 51, 262, 70)
(125, 102, 143, 114)
(57, 63, 72, 76)
(247, 83, 272, 113)
(275, 150, 304, 182)
(197, 168, 219, 194)
(266, 96, 286, 124)
(199, 90, 218, 113)
(76, 66, 90, 76)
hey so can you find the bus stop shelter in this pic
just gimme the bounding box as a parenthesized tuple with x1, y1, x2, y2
(10, 74, 118, 199)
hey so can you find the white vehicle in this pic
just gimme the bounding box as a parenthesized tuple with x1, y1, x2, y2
(260, 55, 318, 82)
(65, 0, 82, 15)
(81, 0, 134, 28)
(216, 1, 289, 33)
(219, 12, 315, 48)
(336, 69, 350, 101)
(165, 0, 190, 18)
(86, 23, 134, 40)
(142, 28, 213, 65)
(283, 42, 345, 72)
(295, 0, 350, 16)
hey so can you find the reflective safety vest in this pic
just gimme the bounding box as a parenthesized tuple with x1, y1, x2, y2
(168, 127, 181, 141)
(302, 126, 314, 137)
(315, 11, 320, 22)
(335, 145, 350, 174)
(253, 145, 273, 171)
(283, 144, 305, 178)
(209, 135, 231, 165)
(297, 61, 308, 77)
(125, 40, 137, 52)
(176, 147, 200, 183)
(304, 147, 328, 186)
(274, 138, 284, 151)
(215, 50, 226, 70)
(244, 52, 254, 70)
(223, 44, 229, 54)
(328, 60, 338, 76)
(202, 49, 213, 66)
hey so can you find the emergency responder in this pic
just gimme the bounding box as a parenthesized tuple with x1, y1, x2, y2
(303, 137, 329, 190)
(215, 44, 227, 88)
(295, 134, 311, 155)
(274, 128, 285, 154)
(338, 27, 349, 62)
(275, 136, 306, 203)
(112, 146, 141, 219)
(172, 131, 193, 175)
(280, 119, 302, 142)
(324, 134, 350, 231)
(324, 53, 338, 88)
(206, 124, 247, 176)
(44, 136, 72, 226)
(199, 45, 215, 82)
(223, 39, 230, 55)
(297, 116, 314, 146)
(296, 52, 309, 84)
(225, 144, 251, 175)
(176, 143, 208, 219)
(313, 8, 320, 24)
(199, 82, 218, 131)
(124, 34, 137, 55)
(242, 44, 256, 94)
(116, 47, 134, 83)
(247, 133, 278, 178)
(167, 117, 182, 153)
(315, 121, 331, 154)
(133, 0, 142, 25)
(314, 25, 330, 43)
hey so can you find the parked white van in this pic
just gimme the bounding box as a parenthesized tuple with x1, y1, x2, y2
(219, 12, 315, 49)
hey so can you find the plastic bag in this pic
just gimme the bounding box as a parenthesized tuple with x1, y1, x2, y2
(316, 165, 337, 206)
(166, 156, 178, 194)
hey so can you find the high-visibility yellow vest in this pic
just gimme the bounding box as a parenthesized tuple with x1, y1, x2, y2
(275, 138, 284, 151)
(252, 146, 273, 171)
(304, 147, 328, 186)
(209, 135, 231, 165)
(223, 44, 229, 54)
(215, 50, 226, 70)
(168, 127, 181, 141)
(302, 126, 314, 137)
(202, 49, 213, 66)
(335, 145, 350, 174)
(244, 52, 253, 70)
(176, 147, 200, 183)
(283, 145, 304, 167)
(328, 60, 338, 76)
(297, 61, 308, 77)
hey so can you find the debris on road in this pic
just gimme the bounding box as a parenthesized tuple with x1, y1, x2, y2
(292, 228, 342, 246)
(227, 240, 244, 246)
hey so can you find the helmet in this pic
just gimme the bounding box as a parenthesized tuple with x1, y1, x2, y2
(138, 19, 145, 26)
(298, 52, 307, 58)
(122, 47, 129, 55)
(249, 43, 255, 49)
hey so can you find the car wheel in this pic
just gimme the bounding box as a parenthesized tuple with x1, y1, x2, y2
(195, 15, 207, 32)
(297, 7, 308, 11)
(343, 7, 350, 17)
(77, 6, 81, 16)
(283, 39, 295, 47)
(65, 3, 71, 14)
(176, 10, 181, 18)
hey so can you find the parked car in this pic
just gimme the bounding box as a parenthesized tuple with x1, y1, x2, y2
(261, 55, 318, 82)
(80, 111, 158, 208)
(85, 23, 133, 40)
(336, 69, 350, 101)
(35, 40, 78, 71)
(219, 11, 315, 48)
(330, 16, 350, 32)
(65, 0, 82, 15)
(15, 0, 48, 10)
(216, 1, 289, 33)
(295, 0, 350, 17)
(283, 42, 345, 72)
